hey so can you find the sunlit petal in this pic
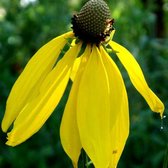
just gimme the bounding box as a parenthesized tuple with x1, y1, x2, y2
(110, 88, 129, 168)
(100, 46, 123, 125)
(2, 31, 74, 132)
(77, 45, 111, 167)
(6, 43, 82, 146)
(60, 45, 91, 167)
(109, 41, 164, 117)
(70, 57, 82, 81)
(100, 46, 129, 167)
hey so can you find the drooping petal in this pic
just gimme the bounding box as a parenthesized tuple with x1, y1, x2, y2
(2, 31, 74, 132)
(100, 46, 123, 125)
(110, 89, 129, 168)
(70, 57, 82, 81)
(60, 45, 91, 168)
(77, 45, 111, 168)
(6, 43, 82, 146)
(100, 47, 129, 167)
(109, 41, 164, 117)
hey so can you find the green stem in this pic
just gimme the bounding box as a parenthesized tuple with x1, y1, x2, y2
(81, 149, 93, 168)
(163, 144, 168, 168)
(81, 150, 86, 168)
(85, 154, 90, 168)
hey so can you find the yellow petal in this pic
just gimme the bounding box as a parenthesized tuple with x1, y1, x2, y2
(70, 57, 82, 81)
(109, 41, 164, 117)
(100, 47, 129, 167)
(110, 89, 129, 168)
(6, 43, 82, 146)
(100, 46, 124, 125)
(2, 31, 74, 132)
(77, 45, 111, 168)
(60, 45, 91, 167)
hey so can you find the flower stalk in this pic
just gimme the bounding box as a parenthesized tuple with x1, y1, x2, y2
(163, 144, 168, 168)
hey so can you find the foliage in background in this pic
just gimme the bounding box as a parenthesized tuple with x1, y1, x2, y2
(0, 0, 168, 167)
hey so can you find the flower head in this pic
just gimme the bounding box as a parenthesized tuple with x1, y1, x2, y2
(2, 0, 164, 168)
(72, 0, 114, 44)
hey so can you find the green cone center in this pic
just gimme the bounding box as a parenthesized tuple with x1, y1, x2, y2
(72, 0, 114, 44)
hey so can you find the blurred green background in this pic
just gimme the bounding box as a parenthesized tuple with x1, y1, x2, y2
(0, 0, 168, 167)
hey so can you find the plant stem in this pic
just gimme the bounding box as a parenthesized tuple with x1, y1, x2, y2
(81, 149, 93, 168)
(85, 154, 90, 168)
(81, 150, 86, 168)
(163, 144, 168, 168)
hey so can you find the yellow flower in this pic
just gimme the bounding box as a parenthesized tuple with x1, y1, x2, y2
(2, 0, 164, 168)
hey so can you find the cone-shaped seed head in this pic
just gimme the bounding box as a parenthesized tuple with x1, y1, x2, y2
(72, 0, 114, 44)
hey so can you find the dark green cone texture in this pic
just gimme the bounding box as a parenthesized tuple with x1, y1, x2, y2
(72, 0, 112, 44)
